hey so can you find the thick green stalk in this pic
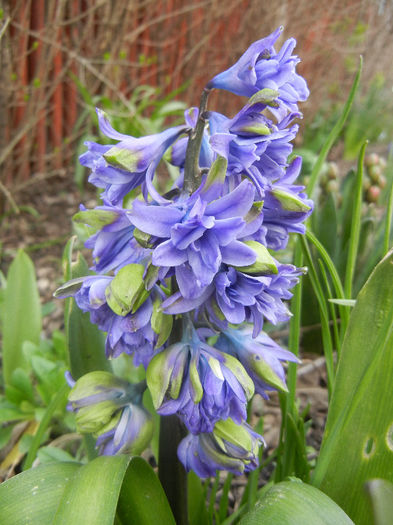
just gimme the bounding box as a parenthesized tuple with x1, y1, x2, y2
(157, 88, 212, 522)
(183, 88, 211, 194)
(158, 415, 188, 525)
(158, 302, 188, 524)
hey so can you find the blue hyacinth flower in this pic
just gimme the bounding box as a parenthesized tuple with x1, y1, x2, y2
(146, 319, 254, 433)
(80, 109, 187, 204)
(178, 418, 264, 477)
(131, 179, 258, 299)
(216, 327, 299, 398)
(67, 371, 153, 455)
(207, 27, 309, 118)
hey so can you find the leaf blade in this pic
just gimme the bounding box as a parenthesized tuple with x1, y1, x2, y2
(3, 250, 42, 385)
(312, 250, 393, 524)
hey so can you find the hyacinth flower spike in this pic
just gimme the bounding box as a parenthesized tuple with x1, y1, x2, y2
(56, 27, 312, 488)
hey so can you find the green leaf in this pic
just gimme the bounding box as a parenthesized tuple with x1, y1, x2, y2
(36, 446, 79, 464)
(8, 368, 34, 403)
(366, 479, 393, 525)
(187, 472, 209, 525)
(3, 250, 42, 385)
(62, 238, 111, 381)
(116, 456, 176, 525)
(314, 193, 338, 259)
(23, 383, 69, 470)
(238, 480, 354, 525)
(53, 455, 130, 524)
(0, 400, 28, 423)
(312, 249, 393, 525)
(344, 140, 367, 299)
(328, 298, 356, 307)
(0, 462, 80, 525)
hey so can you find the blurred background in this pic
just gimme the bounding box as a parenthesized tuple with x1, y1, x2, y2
(1, 0, 393, 291)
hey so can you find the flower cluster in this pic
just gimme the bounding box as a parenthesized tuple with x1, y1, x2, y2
(58, 27, 311, 477)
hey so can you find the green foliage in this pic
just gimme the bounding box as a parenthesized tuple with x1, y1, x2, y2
(302, 72, 393, 162)
(312, 249, 393, 524)
(0, 456, 175, 525)
(366, 479, 393, 525)
(2, 250, 42, 385)
(62, 237, 111, 379)
(238, 479, 354, 525)
(343, 74, 393, 159)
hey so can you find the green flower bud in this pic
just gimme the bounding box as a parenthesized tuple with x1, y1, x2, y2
(234, 241, 278, 275)
(68, 371, 135, 435)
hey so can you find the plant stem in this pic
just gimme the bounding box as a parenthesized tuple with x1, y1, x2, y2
(158, 414, 188, 525)
(183, 87, 211, 194)
(158, 314, 188, 525)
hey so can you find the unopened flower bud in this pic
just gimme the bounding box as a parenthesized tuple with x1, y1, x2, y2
(326, 180, 339, 194)
(327, 162, 339, 180)
(366, 185, 380, 203)
(368, 164, 382, 183)
(378, 174, 387, 189)
(365, 153, 379, 168)
(67, 371, 152, 455)
(363, 177, 371, 192)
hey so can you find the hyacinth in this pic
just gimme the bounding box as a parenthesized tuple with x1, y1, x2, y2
(57, 27, 311, 477)
(66, 372, 153, 455)
(146, 318, 254, 433)
(206, 26, 309, 118)
(178, 418, 264, 477)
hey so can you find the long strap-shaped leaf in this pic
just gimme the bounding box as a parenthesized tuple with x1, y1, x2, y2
(238, 479, 354, 525)
(312, 249, 393, 524)
(3, 249, 41, 385)
(0, 456, 175, 525)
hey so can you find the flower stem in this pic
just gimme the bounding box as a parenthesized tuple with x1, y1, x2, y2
(158, 415, 188, 525)
(183, 87, 211, 194)
(158, 314, 188, 524)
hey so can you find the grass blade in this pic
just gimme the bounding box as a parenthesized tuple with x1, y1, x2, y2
(300, 236, 335, 396)
(307, 57, 363, 197)
(305, 230, 349, 335)
(344, 140, 367, 299)
(383, 158, 393, 254)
